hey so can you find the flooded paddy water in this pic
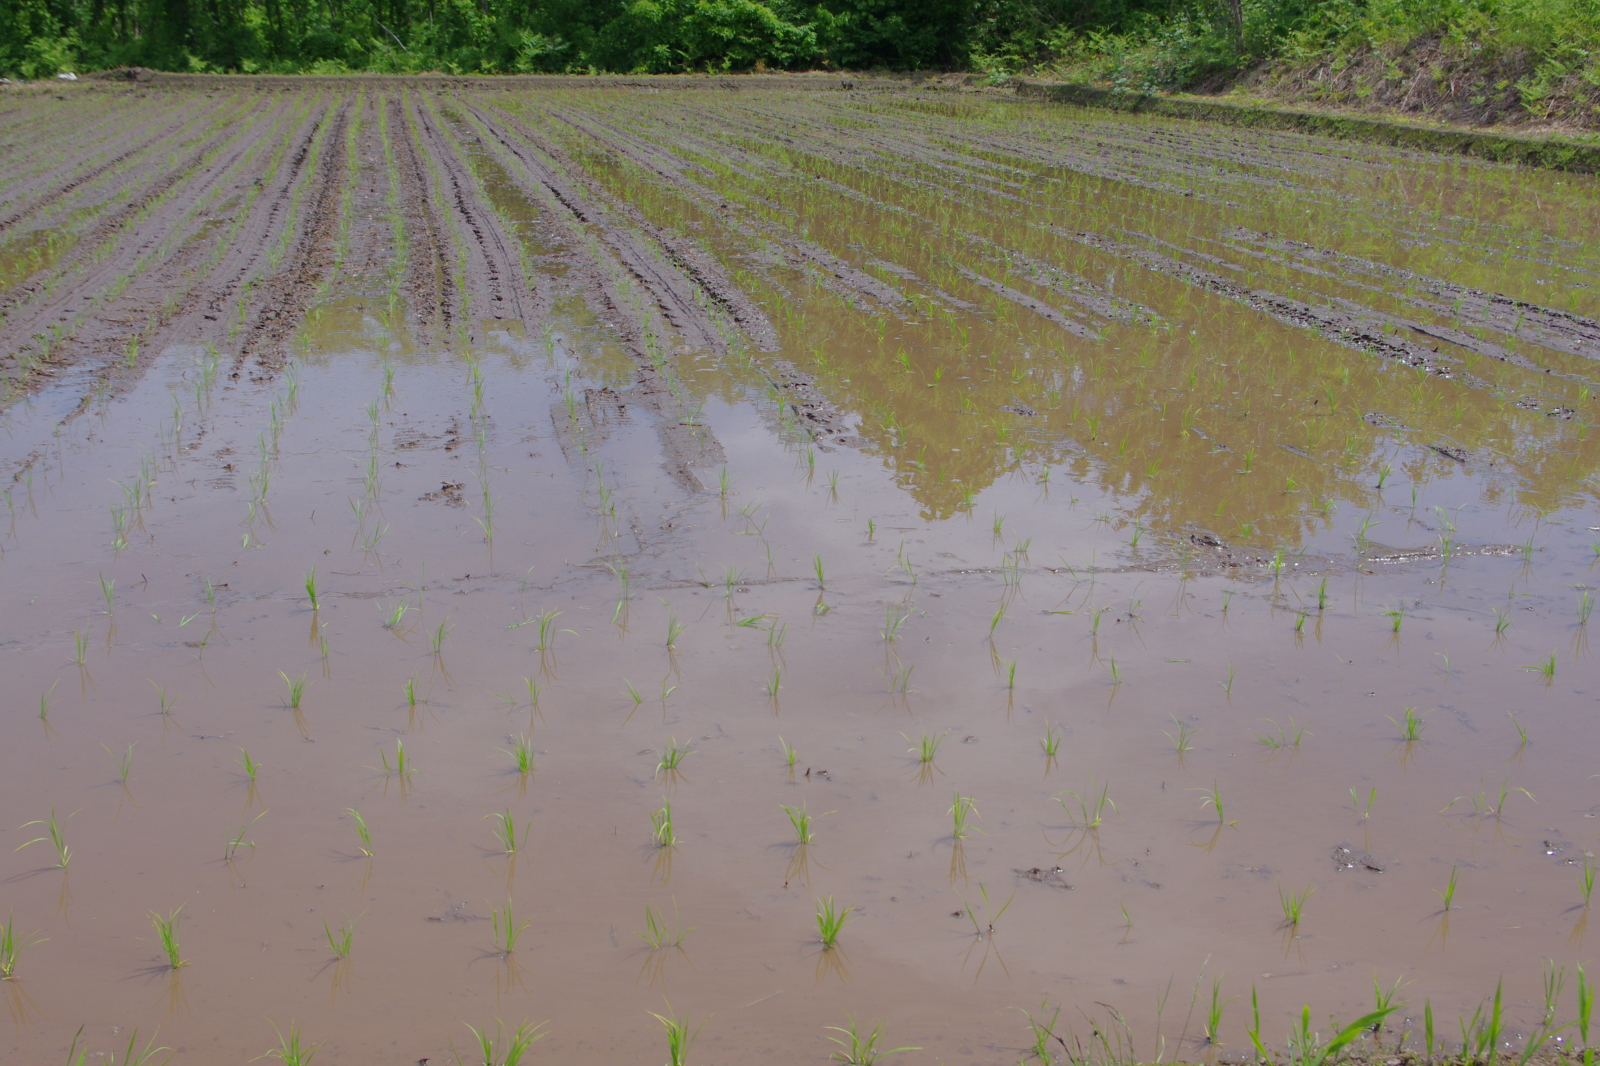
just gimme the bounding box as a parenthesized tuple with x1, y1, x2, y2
(2, 77, 1600, 1064)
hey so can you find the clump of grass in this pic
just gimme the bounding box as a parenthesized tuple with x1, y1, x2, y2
(826, 1018, 919, 1065)
(454, 1021, 545, 1066)
(150, 906, 186, 969)
(815, 896, 851, 948)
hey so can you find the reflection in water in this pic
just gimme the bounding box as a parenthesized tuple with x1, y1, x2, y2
(2, 978, 41, 1029)
(814, 945, 851, 985)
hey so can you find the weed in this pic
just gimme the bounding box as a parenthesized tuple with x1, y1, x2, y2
(150, 907, 185, 969)
(1286, 1002, 1398, 1066)
(815, 896, 851, 948)
(826, 1018, 918, 1064)
(1019, 1001, 1064, 1063)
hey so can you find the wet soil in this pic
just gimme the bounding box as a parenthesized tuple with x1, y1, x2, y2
(2, 79, 1600, 1066)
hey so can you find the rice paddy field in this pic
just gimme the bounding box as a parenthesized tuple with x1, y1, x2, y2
(3, 75, 1600, 1065)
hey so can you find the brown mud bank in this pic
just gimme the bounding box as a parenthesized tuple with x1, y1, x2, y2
(2, 81, 1600, 1065)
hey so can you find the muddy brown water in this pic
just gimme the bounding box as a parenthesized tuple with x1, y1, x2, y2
(2, 79, 1599, 1064)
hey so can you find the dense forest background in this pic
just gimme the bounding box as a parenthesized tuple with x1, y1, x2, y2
(4, 0, 1599, 128)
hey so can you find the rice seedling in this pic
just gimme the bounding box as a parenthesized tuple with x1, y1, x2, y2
(225, 811, 266, 861)
(779, 737, 798, 770)
(1383, 605, 1405, 633)
(279, 671, 307, 710)
(379, 740, 414, 780)
(1278, 883, 1314, 929)
(1316, 578, 1329, 610)
(1509, 713, 1528, 747)
(71, 631, 87, 665)
(1254, 718, 1309, 749)
(303, 566, 320, 610)
(1201, 976, 1234, 1047)
(826, 1018, 919, 1065)
(657, 739, 690, 777)
(261, 1022, 317, 1066)
(1576, 965, 1592, 1066)
(16, 809, 70, 868)
(1164, 717, 1198, 753)
(651, 802, 677, 848)
(323, 919, 354, 959)
(768, 620, 788, 649)
(905, 731, 946, 764)
(347, 808, 373, 857)
(1058, 776, 1116, 829)
(502, 735, 535, 776)
(782, 803, 817, 844)
(1582, 591, 1596, 626)
(532, 610, 570, 651)
(1351, 786, 1376, 821)
(99, 573, 115, 614)
(1003, 658, 1018, 689)
(1040, 724, 1062, 758)
(648, 1011, 704, 1066)
(815, 896, 851, 948)
(150, 907, 186, 969)
(486, 809, 528, 855)
(1221, 662, 1234, 695)
(665, 608, 685, 649)
(430, 619, 451, 655)
(1582, 857, 1597, 908)
(492, 899, 529, 956)
(0, 914, 41, 980)
(765, 667, 782, 698)
(1286, 1002, 1398, 1066)
(1388, 706, 1425, 742)
(959, 882, 1014, 939)
(1524, 652, 1557, 680)
(105, 742, 134, 785)
(1108, 656, 1121, 685)
(1019, 1001, 1064, 1063)
(639, 903, 692, 949)
(1437, 865, 1459, 911)
(39, 682, 56, 722)
(951, 791, 980, 839)
(1462, 981, 1504, 1064)
(813, 553, 827, 589)
(1494, 607, 1512, 633)
(1194, 781, 1231, 825)
(152, 682, 177, 716)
